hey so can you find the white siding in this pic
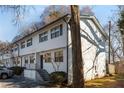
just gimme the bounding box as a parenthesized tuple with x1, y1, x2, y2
(12, 20, 68, 74)
(8, 16, 106, 83)
(43, 48, 67, 73)
(19, 20, 67, 56)
(68, 19, 106, 84)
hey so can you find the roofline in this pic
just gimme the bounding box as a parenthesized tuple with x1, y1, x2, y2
(12, 14, 107, 44)
(12, 14, 70, 44)
(80, 15, 108, 40)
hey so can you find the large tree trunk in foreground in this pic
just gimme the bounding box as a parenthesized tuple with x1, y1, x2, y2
(70, 5, 84, 88)
(122, 37, 124, 56)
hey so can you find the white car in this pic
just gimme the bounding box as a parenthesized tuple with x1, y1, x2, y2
(0, 66, 13, 79)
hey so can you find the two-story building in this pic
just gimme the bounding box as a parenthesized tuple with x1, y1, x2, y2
(0, 49, 13, 67)
(5, 14, 107, 84)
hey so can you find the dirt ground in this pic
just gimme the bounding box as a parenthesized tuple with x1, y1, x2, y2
(85, 74, 124, 88)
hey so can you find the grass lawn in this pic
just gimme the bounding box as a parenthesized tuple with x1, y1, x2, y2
(85, 74, 124, 88)
(47, 74, 124, 88)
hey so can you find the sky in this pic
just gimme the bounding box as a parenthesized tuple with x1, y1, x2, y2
(0, 5, 117, 42)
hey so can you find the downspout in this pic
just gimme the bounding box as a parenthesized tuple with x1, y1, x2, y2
(15, 43, 20, 66)
(2, 51, 4, 66)
(63, 17, 70, 84)
(1, 52, 3, 61)
(21, 56, 22, 67)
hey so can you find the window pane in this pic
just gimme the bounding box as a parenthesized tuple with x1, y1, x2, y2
(27, 38, 32, 47)
(51, 24, 63, 39)
(54, 50, 63, 62)
(30, 55, 35, 64)
(60, 24, 63, 36)
(21, 42, 25, 49)
(44, 53, 51, 63)
(25, 57, 28, 64)
(39, 32, 48, 42)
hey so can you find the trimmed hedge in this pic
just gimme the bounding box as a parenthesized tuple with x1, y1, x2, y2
(9, 66, 25, 75)
(50, 71, 67, 83)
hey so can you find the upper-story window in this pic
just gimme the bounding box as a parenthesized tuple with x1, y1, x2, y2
(39, 32, 48, 42)
(51, 24, 63, 39)
(27, 38, 32, 47)
(14, 47, 18, 51)
(21, 41, 25, 49)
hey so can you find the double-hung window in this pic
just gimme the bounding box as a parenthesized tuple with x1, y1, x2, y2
(30, 55, 35, 64)
(44, 52, 51, 63)
(39, 32, 48, 42)
(51, 24, 63, 39)
(21, 41, 25, 49)
(27, 38, 32, 47)
(14, 47, 18, 51)
(54, 50, 63, 62)
(24, 57, 28, 64)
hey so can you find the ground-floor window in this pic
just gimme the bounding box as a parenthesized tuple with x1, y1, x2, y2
(44, 52, 51, 63)
(24, 57, 28, 64)
(54, 50, 63, 62)
(30, 55, 35, 64)
(17, 60, 20, 64)
(13, 59, 16, 65)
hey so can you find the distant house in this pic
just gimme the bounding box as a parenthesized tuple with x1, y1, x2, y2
(0, 14, 107, 84)
(0, 49, 13, 67)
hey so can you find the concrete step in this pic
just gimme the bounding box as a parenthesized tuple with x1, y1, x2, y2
(37, 69, 51, 81)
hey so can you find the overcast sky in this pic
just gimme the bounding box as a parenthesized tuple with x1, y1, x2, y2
(0, 5, 117, 42)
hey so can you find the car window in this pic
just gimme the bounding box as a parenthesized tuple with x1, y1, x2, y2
(0, 68, 3, 70)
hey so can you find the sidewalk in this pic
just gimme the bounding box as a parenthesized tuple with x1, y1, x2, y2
(0, 75, 47, 88)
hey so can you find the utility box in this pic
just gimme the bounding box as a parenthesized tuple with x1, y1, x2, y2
(108, 64, 115, 74)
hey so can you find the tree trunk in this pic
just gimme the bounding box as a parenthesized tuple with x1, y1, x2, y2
(122, 37, 124, 56)
(70, 5, 84, 88)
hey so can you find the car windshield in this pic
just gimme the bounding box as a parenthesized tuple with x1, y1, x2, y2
(0, 66, 7, 69)
(0, 66, 6, 68)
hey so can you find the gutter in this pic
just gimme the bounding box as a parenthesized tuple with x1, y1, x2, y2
(80, 15, 108, 40)
(12, 14, 70, 44)
(63, 15, 71, 84)
(15, 43, 20, 66)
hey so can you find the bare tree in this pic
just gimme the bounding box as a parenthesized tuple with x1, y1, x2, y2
(41, 5, 70, 24)
(80, 6, 94, 16)
(0, 5, 34, 26)
(103, 6, 123, 63)
(104, 22, 123, 63)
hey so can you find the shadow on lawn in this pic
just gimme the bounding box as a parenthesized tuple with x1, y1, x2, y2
(85, 74, 124, 88)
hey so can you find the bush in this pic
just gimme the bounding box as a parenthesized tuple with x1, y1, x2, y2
(9, 66, 25, 75)
(50, 71, 67, 83)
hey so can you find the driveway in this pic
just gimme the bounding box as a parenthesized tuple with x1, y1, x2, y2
(0, 76, 47, 88)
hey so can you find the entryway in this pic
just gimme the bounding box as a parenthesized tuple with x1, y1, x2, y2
(40, 55, 43, 69)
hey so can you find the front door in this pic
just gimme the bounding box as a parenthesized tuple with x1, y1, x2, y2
(40, 55, 43, 69)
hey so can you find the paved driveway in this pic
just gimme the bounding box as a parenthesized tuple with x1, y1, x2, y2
(0, 76, 47, 88)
